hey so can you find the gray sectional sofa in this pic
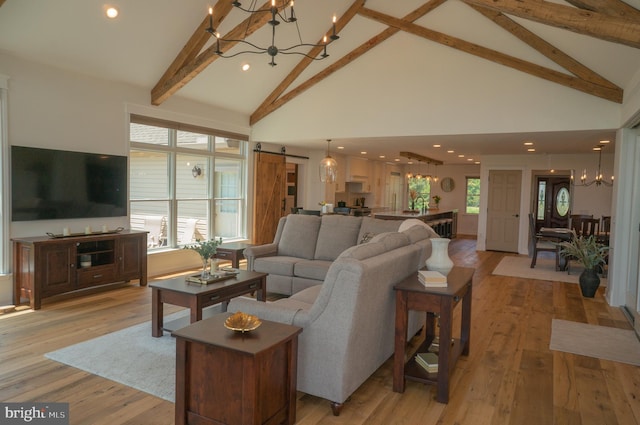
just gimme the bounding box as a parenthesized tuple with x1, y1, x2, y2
(244, 214, 436, 295)
(230, 218, 440, 414)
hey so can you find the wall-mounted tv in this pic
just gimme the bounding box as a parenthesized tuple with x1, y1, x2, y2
(11, 146, 128, 221)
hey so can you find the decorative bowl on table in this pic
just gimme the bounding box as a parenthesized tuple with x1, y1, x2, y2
(224, 311, 262, 333)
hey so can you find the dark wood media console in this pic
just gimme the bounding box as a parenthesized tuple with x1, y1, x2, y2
(12, 230, 147, 310)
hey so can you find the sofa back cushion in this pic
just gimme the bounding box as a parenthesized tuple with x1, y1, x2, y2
(314, 215, 363, 261)
(338, 231, 409, 261)
(357, 217, 402, 243)
(278, 214, 322, 259)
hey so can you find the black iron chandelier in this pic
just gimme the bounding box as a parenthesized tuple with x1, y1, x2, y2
(206, 0, 340, 67)
(572, 145, 614, 187)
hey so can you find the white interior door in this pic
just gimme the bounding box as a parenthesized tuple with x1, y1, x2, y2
(486, 170, 522, 252)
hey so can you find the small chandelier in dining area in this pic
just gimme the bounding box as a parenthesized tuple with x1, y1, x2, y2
(572, 145, 614, 187)
(206, 0, 341, 67)
(319, 139, 337, 183)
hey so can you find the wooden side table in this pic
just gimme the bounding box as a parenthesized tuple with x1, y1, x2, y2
(173, 313, 302, 425)
(393, 266, 474, 403)
(214, 242, 254, 269)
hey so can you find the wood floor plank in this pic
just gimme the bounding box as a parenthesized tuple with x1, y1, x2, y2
(1, 239, 639, 424)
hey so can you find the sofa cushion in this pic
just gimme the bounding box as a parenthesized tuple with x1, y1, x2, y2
(278, 214, 322, 259)
(357, 217, 401, 243)
(370, 231, 410, 252)
(253, 256, 301, 276)
(314, 215, 362, 260)
(402, 223, 436, 243)
(294, 259, 333, 281)
(338, 240, 387, 260)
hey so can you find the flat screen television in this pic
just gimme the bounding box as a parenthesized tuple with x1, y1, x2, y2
(11, 146, 128, 221)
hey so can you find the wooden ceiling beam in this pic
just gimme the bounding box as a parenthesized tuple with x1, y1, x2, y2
(151, 0, 233, 105)
(250, 0, 367, 125)
(469, 5, 621, 91)
(151, 0, 273, 106)
(360, 8, 622, 103)
(461, 0, 640, 49)
(250, 0, 447, 125)
(563, 0, 640, 20)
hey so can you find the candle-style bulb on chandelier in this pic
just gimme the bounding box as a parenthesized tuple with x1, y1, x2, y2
(206, 1, 341, 67)
(572, 145, 614, 187)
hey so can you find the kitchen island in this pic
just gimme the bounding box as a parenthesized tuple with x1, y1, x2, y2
(374, 209, 457, 238)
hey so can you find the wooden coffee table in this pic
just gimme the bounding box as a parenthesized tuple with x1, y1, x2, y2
(150, 270, 267, 337)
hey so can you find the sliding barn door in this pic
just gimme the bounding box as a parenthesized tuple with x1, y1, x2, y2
(253, 152, 287, 245)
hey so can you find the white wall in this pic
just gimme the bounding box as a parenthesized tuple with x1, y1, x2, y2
(0, 52, 250, 304)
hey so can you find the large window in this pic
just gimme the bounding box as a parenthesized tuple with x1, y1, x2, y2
(465, 177, 480, 214)
(129, 115, 248, 249)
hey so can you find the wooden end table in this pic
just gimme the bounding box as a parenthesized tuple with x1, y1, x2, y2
(173, 313, 302, 425)
(393, 266, 474, 403)
(150, 270, 266, 337)
(214, 242, 254, 269)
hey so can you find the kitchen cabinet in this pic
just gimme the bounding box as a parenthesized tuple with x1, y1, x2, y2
(346, 157, 372, 190)
(13, 230, 147, 309)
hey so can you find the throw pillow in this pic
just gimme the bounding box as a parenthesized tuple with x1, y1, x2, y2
(359, 232, 374, 244)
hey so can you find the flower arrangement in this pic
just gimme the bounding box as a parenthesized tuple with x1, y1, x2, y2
(432, 195, 441, 207)
(183, 238, 223, 260)
(318, 201, 327, 206)
(409, 189, 418, 201)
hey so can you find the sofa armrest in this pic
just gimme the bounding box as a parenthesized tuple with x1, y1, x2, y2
(228, 298, 301, 325)
(243, 243, 278, 271)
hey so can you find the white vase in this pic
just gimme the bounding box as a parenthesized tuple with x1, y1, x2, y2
(426, 238, 454, 276)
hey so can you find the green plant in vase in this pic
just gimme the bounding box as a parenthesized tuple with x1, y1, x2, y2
(432, 195, 441, 209)
(184, 238, 223, 278)
(560, 235, 609, 297)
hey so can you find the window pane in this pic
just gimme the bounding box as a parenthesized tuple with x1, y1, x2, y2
(215, 199, 243, 239)
(465, 177, 480, 214)
(556, 187, 570, 217)
(176, 154, 209, 198)
(177, 201, 208, 244)
(130, 201, 169, 249)
(177, 130, 209, 150)
(130, 150, 169, 199)
(130, 123, 169, 145)
(537, 182, 546, 220)
(215, 136, 242, 155)
(215, 158, 242, 198)
(407, 178, 431, 209)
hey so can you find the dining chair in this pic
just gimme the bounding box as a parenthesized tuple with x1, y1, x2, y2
(598, 216, 611, 244)
(529, 213, 560, 270)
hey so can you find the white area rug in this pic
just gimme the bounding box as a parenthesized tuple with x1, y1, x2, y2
(492, 256, 607, 286)
(550, 319, 640, 366)
(45, 310, 192, 402)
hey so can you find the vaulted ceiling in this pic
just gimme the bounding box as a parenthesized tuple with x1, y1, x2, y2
(151, 0, 639, 125)
(1, 0, 639, 162)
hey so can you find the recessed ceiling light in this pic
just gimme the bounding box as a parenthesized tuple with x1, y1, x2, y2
(467, 158, 473, 161)
(527, 148, 536, 152)
(360, 151, 367, 155)
(447, 150, 454, 153)
(105, 6, 119, 18)
(241, 63, 250, 71)
(394, 158, 400, 162)
(458, 154, 464, 158)
(475, 161, 480, 164)
(524, 141, 534, 146)
(379, 155, 385, 159)
(337, 146, 344, 150)
(408, 161, 414, 165)
(593, 146, 602, 151)
(600, 140, 610, 144)
(433, 144, 441, 148)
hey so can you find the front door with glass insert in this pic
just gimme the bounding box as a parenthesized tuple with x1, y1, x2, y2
(535, 176, 570, 231)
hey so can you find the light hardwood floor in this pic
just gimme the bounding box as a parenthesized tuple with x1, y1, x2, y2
(1, 238, 638, 425)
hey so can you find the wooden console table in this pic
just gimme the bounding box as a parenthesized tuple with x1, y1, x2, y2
(393, 266, 474, 403)
(173, 313, 302, 425)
